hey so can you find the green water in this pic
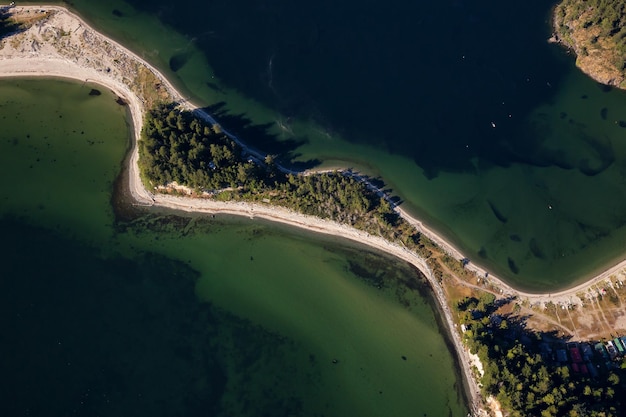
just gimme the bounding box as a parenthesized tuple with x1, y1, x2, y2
(0, 79, 467, 416)
(0, 77, 129, 242)
(27, 0, 626, 289)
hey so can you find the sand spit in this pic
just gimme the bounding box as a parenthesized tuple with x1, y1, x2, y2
(4, 5, 626, 415)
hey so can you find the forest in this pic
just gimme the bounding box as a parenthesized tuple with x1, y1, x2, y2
(555, 0, 626, 83)
(556, 0, 626, 46)
(138, 104, 268, 191)
(138, 104, 422, 239)
(458, 295, 626, 417)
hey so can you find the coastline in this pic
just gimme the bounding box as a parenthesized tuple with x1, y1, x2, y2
(3, 5, 624, 301)
(0, 5, 485, 413)
(3, 4, 626, 415)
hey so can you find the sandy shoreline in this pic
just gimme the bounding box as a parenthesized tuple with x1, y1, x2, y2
(0, 5, 487, 413)
(3, 4, 626, 415)
(4, 5, 622, 304)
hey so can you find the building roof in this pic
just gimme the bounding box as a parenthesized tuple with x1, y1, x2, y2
(580, 364, 589, 374)
(556, 349, 568, 363)
(570, 347, 582, 363)
(580, 343, 593, 358)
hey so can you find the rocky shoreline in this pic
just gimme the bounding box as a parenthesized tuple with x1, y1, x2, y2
(552, 0, 626, 88)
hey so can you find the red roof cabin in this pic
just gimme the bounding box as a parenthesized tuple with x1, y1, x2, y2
(570, 347, 583, 363)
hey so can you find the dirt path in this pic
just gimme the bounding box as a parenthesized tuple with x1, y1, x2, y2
(565, 307, 580, 340)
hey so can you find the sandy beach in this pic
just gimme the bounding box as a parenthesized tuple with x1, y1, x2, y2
(4, 5, 626, 415)
(4, 4, 622, 306)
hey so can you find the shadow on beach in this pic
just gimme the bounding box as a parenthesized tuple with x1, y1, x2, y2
(0, 6, 27, 39)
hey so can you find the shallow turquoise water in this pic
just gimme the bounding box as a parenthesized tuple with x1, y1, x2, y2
(0, 78, 467, 416)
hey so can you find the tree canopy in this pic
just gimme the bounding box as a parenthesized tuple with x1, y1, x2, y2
(458, 296, 625, 416)
(137, 104, 409, 234)
(138, 104, 266, 191)
(555, 0, 626, 86)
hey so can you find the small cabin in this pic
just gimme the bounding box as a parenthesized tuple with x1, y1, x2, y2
(595, 343, 609, 360)
(569, 347, 582, 363)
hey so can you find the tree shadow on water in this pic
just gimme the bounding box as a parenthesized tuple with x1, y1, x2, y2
(198, 102, 321, 171)
(282, 153, 322, 171)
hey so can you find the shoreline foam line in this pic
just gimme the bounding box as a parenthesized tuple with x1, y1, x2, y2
(2, 4, 626, 414)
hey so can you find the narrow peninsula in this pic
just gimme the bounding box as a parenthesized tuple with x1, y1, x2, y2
(3, 3, 626, 416)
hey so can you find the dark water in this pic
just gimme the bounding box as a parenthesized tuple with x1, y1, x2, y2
(1, 218, 225, 417)
(46, 0, 626, 288)
(0, 79, 466, 416)
(121, 0, 566, 175)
